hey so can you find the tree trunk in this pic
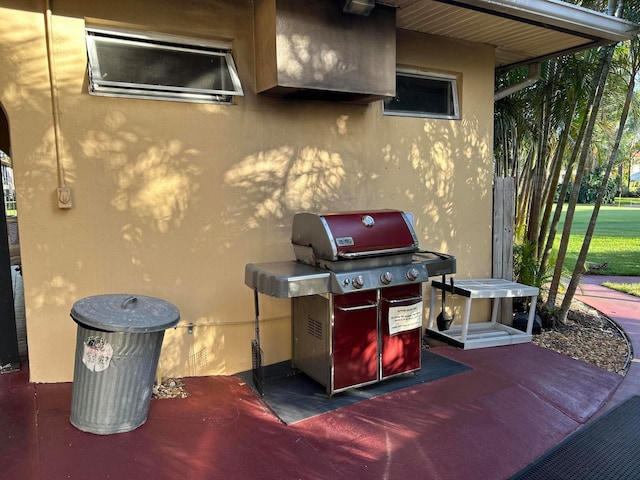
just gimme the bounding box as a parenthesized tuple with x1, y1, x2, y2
(515, 149, 534, 233)
(559, 45, 638, 322)
(540, 98, 586, 278)
(545, 45, 615, 310)
(537, 99, 575, 261)
(527, 64, 554, 250)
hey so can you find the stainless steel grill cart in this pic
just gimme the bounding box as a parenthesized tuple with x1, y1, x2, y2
(245, 210, 455, 396)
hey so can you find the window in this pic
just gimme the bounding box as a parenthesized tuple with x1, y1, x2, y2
(383, 70, 459, 119)
(85, 27, 244, 104)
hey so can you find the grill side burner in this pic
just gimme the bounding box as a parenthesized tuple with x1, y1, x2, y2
(245, 209, 456, 396)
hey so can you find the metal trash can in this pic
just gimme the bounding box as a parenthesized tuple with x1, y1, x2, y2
(69, 294, 180, 434)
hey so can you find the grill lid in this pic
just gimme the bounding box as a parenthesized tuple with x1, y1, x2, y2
(292, 210, 419, 263)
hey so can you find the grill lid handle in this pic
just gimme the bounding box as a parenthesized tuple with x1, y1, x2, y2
(337, 246, 418, 259)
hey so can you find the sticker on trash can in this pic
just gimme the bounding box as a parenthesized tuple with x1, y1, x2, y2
(82, 336, 114, 372)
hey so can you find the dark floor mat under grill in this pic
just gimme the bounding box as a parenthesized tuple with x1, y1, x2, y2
(238, 349, 470, 424)
(511, 395, 640, 480)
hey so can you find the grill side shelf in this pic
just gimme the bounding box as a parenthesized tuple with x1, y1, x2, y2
(245, 262, 331, 298)
(414, 251, 456, 277)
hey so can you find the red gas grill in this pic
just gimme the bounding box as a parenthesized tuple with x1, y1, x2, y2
(245, 210, 455, 396)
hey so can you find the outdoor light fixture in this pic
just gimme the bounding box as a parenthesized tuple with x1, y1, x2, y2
(342, 0, 375, 16)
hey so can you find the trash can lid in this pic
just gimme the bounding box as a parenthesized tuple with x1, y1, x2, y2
(70, 294, 180, 333)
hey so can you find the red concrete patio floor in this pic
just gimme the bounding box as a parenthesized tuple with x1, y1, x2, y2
(1, 275, 638, 480)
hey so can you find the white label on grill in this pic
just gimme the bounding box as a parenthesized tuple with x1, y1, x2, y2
(335, 237, 354, 247)
(388, 301, 423, 335)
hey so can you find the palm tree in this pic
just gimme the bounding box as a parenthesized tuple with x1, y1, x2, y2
(546, 43, 616, 309)
(538, 52, 597, 271)
(495, 0, 637, 327)
(558, 9, 640, 322)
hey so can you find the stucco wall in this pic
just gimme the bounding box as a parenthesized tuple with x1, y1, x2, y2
(0, 0, 494, 383)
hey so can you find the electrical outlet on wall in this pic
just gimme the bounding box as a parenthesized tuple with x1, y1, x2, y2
(57, 186, 73, 209)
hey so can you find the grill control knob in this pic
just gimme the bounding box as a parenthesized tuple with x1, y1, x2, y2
(380, 271, 393, 285)
(352, 275, 365, 289)
(406, 268, 420, 281)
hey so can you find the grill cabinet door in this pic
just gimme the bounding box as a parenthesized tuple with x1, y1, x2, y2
(333, 291, 378, 391)
(381, 284, 422, 378)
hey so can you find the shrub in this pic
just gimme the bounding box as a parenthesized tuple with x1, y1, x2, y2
(577, 166, 617, 204)
(513, 240, 552, 289)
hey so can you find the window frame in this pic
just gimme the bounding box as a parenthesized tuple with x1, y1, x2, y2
(85, 26, 244, 104)
(383, 69, 460, 120)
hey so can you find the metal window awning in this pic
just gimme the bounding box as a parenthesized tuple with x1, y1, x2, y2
(386, 0, 640, 71)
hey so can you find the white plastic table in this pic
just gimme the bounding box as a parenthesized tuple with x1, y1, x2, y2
(426, 278, 539, 349)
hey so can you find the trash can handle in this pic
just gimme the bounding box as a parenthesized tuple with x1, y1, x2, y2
(121, 296, 138, 309)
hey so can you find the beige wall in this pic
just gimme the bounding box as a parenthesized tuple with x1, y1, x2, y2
(0, 0, 495, 383)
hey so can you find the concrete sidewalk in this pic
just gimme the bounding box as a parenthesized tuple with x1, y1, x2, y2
(575, 275, 640, 412)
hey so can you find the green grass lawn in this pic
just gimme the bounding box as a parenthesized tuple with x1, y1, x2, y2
(556, 205, 640, 276)
(602, 282, 640, 296)
(612, 197, 640, 207)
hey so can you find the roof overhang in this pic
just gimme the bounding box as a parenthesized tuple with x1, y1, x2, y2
(385, 0, 640, 72)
